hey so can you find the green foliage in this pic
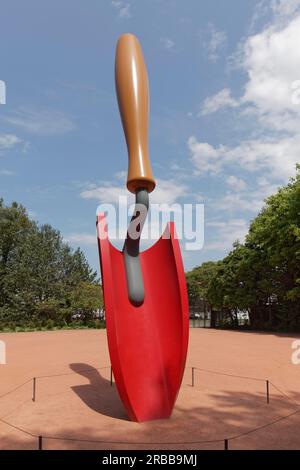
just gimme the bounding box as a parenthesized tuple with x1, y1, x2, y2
(0, 199, 103, 331)
(186, 261, 219, 307)
(186, 167, 300, 331)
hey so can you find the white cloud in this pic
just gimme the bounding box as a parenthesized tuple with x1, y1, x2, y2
(187, 2, 300, 256)
(241, 15, 300, 121)
(189, 134, 299, 181)
(205, 219, 249, 250)
(191, 10, 300, 180)
(206, 10, 300, 122)
(188, 137, 222, 175)
(81, 185, 131, 205)
(65, 233, 96, 246)
(212, 192, 263, 213)
(272, 0, 300, 18)
(197, 7, 300, 187)
(161, 37, 175, 50)
(204, 23, 227, 62)
(151, 179, 187, 204)
(0, 134, 22, 151)
(214, 193, 263, 213)
(113, 170, 127, 181)
(222, 138, 300, 179)
(2, 108, 75, 136)
(201, 88, 239, 115)
(212, 177, 279, 213)
(80, 178, 187, 205)
(111, 1, 131, 19)
(226, 175, 247, 191)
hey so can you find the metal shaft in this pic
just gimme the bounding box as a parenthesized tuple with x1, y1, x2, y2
(123, 188, 149, 305)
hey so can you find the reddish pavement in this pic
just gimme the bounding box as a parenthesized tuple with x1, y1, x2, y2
(0, 328, 299, 450)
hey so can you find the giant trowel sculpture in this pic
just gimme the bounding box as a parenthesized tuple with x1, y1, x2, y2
(97, 34, 189, 422)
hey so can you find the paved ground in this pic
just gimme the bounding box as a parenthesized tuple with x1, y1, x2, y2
(0, 328, 300, 450)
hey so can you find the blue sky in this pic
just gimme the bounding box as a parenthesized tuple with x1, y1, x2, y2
(1, 0, 300, 274)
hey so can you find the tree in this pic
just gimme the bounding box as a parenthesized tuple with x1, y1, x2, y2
(186, 261, 220, 326)
(70, 282, 103, 322)
(245, 167, 300, 329)
(185, 166, 300, 331)
(0, 200, 36, 323)
(0, 199, 102, 329)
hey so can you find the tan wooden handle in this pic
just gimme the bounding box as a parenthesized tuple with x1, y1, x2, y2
(115, 34, 155, 193)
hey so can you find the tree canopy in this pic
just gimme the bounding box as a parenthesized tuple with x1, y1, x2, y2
(1, 165, 299, 332)
(186, 167, 300, 331)
(0, 199, 103, 330)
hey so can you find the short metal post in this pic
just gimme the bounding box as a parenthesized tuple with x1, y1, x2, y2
(38, 435, 43, 450)
(32, 377, 36, 402)
(266, 380, 270, 404)
(224, 439, 228, 450)
(110, 366, 113, 386)
(192, 367, 195, 387)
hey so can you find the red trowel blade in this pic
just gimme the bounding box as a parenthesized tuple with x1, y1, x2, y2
(97, 213, 189, 422)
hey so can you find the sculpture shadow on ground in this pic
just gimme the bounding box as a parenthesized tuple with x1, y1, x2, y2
(1, 376, 300, 449)
(69, 363, 129, 421)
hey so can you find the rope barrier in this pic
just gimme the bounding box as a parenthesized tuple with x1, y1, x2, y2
(43, 434, 225, 446)
(35, 365, 111, 380)
(0, 415, 224, 446)
(190, 366, 267, 382)
(1, 406, 300, 448)
(0, 417, 36, 438)
(269, 381, 300, 407)
(1, 364, 300, 449)
(0, 364, 271, 396)
(228, 407, 300, 442)
(0, 378, 32, 400)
